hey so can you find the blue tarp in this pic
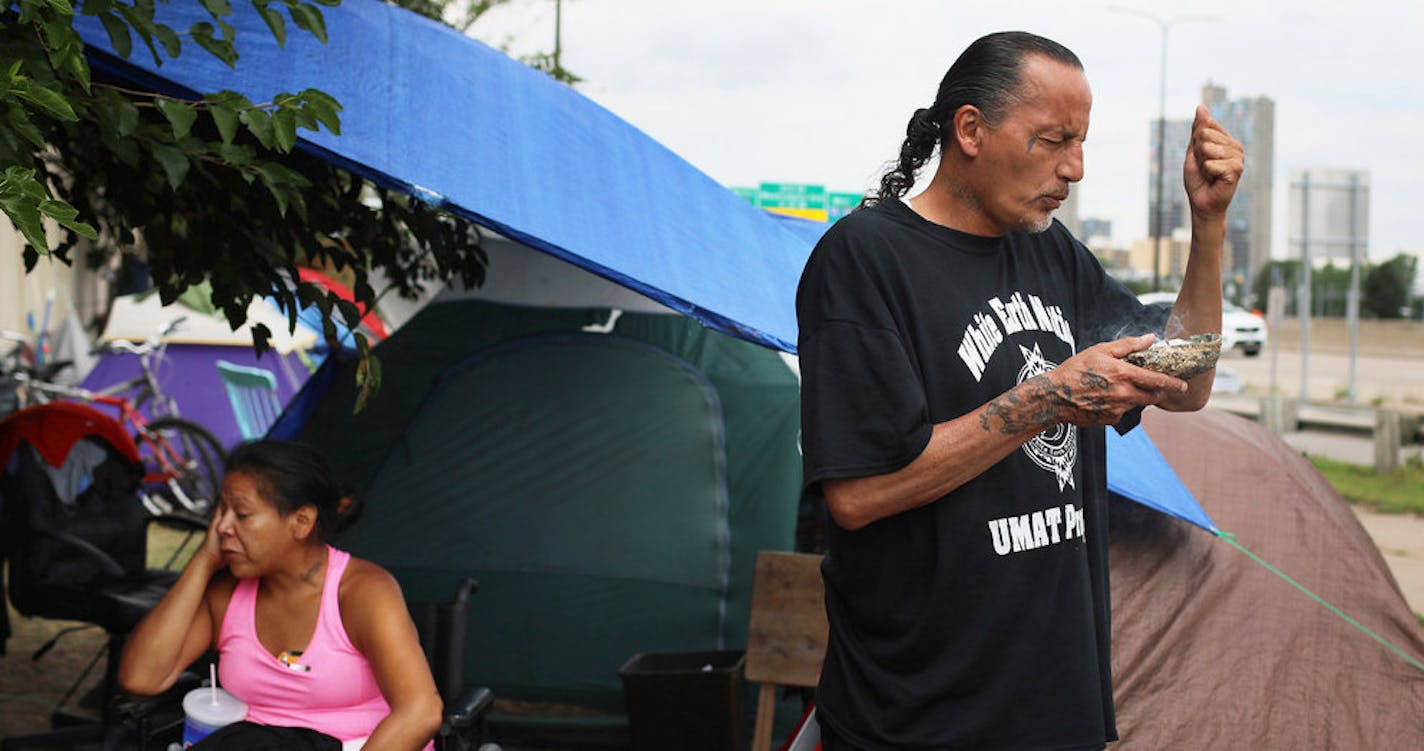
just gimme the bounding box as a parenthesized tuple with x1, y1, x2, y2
(75, 0, 808, 353)
(1106, 425, 1217, 532)
(74, 0, 1215, 533)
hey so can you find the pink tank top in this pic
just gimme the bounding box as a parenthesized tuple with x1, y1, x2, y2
(218, 546, 431, 748)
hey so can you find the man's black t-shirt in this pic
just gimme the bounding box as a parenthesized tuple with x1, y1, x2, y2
(797, 199, 1141, 750)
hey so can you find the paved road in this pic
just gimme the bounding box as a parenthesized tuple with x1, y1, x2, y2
(1216, 346, 1424, 407)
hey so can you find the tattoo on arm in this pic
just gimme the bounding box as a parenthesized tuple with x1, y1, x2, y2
(980, 374, 1068, 434)
(1079, 369, 1108, 390)
(979, 369, 1114, 434)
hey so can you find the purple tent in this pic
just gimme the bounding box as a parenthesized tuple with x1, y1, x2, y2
(78, 292, 322, 451)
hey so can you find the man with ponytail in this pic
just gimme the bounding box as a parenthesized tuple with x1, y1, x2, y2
(796, 31, 1243, 750)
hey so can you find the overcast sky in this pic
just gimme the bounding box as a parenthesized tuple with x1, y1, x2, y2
(470, 0, 1422, 263)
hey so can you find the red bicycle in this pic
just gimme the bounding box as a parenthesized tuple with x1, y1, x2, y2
(13, 321, 225, 518)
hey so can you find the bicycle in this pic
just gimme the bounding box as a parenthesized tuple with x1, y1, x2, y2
(13, 318, 227, 519)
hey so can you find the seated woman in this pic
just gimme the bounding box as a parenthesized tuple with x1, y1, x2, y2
(119, 440, 442, 751)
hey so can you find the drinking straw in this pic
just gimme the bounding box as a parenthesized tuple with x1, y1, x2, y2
(210, 663, 217, 704)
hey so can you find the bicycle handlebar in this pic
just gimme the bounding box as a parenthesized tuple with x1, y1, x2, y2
(105, 339, 156, 356)
(100, 316, 186, 357)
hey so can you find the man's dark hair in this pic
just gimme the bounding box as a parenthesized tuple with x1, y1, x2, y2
(865, 31, 1083, 207)
(225, 439, 353, 542)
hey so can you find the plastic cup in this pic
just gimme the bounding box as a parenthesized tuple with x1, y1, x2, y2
(181, 686, 248, 748)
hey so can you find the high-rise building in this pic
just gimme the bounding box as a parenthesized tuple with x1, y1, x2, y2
(1203, 83, 1274, 301)
(1147, 118, 1192, 243)
(1058, 187, 1082, 238)
(1146, 83, 1274, 301)
(1080, 218, 1113, 244)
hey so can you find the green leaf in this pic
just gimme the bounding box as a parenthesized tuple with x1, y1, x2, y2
(114, 96, 139, 135)
(37, 199, 78, 222)
(335, 299, 361, 328)
(210, 104, 239, 144)
(190, 21, 238, 66)
(151, 143, 189, 189)
(57, 217, 97, 240)
(254, 163, 291, 215)
(9, 114, 46, 149)
(36, 198, 98, 241)
(46, 0, 76, 13)
(98, 12, 132, 58)
(292, 106, 316, 131)
(300, 89, 342, 135)
(82, 0, 113, 14)
(200, 0, 233, 16)
(156, 99, 198, 139)
(17, 0, 43, 24)
(286, 2, 327, 43)
(353, 350, 380, 414)
(271, 107, 297, 152)
(117, 5, 164, 66)
(217, 142, 255, 168)
(251, 322, 272, 358)
(239, 108, 274, 149)
(256, 5, 286, 47)
(0, 196, 49, 252)
(13, 80, 77, 121)
(153, 23, 181, 58)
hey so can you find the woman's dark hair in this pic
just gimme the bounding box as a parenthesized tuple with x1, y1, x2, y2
(224, 440, 355, 542)
(865, 31, 1083, 207)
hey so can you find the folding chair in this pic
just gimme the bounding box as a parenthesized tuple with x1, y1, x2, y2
(215, 360, 281, 441)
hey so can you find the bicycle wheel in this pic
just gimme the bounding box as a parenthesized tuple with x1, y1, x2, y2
(138, 417, 227, 517)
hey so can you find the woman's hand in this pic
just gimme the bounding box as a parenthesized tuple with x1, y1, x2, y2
(117, 510, 229, 696)
(195, 504, 227, 574)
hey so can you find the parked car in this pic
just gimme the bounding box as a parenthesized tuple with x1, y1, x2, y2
(1137, 292, 1267, 357)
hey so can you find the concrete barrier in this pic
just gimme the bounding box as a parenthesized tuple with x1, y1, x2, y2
(1209, 394, 1414, 475)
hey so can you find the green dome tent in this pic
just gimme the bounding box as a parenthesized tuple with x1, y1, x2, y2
(295, 292, 801, 711)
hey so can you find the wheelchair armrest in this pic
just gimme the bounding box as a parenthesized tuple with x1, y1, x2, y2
(441, 685, 494, 734)
(35, 528, 125, 578)
(112, 669, 202, 732)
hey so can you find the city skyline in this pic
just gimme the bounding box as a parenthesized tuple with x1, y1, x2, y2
(472, 0, 1420, 263)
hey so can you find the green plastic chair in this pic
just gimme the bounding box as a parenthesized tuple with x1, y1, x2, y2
(215, 359, 281, 440)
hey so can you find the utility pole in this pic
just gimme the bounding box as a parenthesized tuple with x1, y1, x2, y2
(1109, 7, 1216, 291)
(553, 0, 562, 72)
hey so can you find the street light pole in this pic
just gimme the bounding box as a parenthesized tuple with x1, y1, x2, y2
(553, 0, 562, 72)
(1152, 22, 1167, 292)
(1109, 7, 1216, 292)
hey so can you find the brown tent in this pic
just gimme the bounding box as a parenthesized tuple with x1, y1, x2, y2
(1110, 407, 1424, 749)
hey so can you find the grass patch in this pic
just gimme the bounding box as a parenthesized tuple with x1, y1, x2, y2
(1309, 456, 1424, 515)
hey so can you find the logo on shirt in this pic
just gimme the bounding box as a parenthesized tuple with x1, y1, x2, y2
(956, 291, 1075, 382)
(1016, 343, 1077, 491)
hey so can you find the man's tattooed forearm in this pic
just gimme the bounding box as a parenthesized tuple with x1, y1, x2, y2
(980, 369, 1116, 433)
(980, 374, 1068, 434)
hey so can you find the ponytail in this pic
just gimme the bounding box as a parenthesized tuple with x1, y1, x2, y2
(865, 105, 950, 208)
(863, 31, 1083, 209)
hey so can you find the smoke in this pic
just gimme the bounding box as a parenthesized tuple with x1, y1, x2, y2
(1087, 297, 1173, 348)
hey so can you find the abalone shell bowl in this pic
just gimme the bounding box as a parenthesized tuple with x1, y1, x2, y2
(1124, 333, 1222, 380)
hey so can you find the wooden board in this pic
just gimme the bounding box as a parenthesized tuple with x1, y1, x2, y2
(744, 551, 827, 687)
